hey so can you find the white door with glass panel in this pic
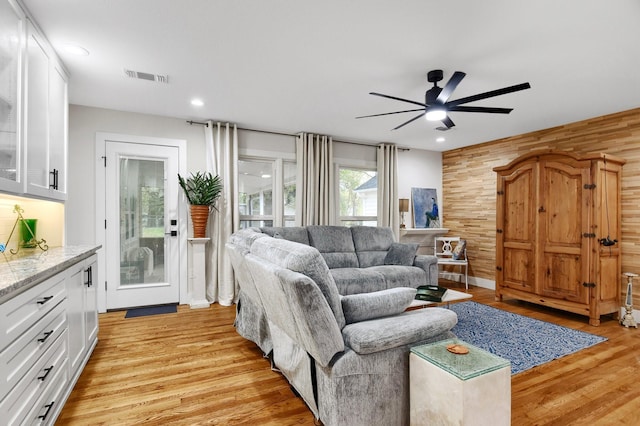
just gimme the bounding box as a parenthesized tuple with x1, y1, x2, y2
(105, 142, 180, 309)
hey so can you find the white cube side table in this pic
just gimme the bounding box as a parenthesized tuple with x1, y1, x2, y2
(410, 339, 511, 426)
(187, 237, 210, 309)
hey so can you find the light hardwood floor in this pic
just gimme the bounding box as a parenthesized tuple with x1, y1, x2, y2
(58, 283, 640, 425)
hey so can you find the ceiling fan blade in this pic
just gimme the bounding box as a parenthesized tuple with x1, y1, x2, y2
(392, 113, 425, 130)
(356, 108, 425, 119)
(447, 82, 531, 107)
(370, 92, 427, 108)
(448, 106, 513, 114)
(435, 71, 466, 104)
(441, 116, 455, 129)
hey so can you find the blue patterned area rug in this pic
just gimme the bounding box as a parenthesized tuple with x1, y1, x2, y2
(449, 301, 607, 375)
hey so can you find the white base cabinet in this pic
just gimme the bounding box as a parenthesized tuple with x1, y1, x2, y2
(0, 253, 98, 425)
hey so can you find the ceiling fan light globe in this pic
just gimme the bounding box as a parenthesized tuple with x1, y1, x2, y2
(425, 109, 447, 121)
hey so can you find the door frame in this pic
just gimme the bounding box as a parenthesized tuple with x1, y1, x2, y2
(95, 132, 187, 313)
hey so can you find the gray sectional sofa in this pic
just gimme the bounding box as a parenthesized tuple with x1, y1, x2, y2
(226, 226, 457, 426)
(261, 225, 439, 294)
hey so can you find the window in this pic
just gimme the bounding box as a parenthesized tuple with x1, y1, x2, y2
(283, 161, 296, 226)
(338, 167, 377, 226)
(238, 159, 274, 229)
(238, 158, 296, 228)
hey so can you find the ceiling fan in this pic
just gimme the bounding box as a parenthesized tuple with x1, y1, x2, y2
(357, 69, 531, 131)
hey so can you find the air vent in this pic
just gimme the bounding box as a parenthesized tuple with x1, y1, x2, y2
(124, 69, 168, 83)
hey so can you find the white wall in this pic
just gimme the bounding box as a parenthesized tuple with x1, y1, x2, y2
(397, 148, 443, 227)
(67, 105, 443, 245)
(66, 105, 206, 245)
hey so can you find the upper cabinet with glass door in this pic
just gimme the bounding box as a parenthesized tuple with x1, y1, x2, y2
(0, 0, 25, 194)
(24, 19, 68, 200)
(0, 0, 68, 201)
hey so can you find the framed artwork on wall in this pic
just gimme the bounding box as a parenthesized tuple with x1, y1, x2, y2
(411, 187, 440, 228)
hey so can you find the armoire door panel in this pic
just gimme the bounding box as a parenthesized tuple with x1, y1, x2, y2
(539, 160, 590, 301)
(499, 163, 536, 292)
(541, 253, 587, 303)
(503, 248, 535, 291)
(503, 165, 536, 242)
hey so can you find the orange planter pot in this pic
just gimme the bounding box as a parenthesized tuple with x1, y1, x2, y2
(190, 205, 210, 238)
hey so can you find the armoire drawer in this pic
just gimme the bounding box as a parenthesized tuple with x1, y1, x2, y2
(0, 329, 68, 425)
(0, 272, 67, 350)
(0, 300, 67, 399)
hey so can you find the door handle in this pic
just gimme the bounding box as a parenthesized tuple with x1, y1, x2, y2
(165, 231, 178, 236)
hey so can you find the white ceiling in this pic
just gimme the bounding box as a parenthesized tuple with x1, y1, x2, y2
(21, 0, 640, 152)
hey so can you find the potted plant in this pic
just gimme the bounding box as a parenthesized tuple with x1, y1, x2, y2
(178, 171, 223, 238)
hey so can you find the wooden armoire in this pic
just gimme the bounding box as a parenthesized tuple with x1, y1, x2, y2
(494, 150, 625, 326)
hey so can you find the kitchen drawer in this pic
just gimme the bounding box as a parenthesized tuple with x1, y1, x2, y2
(0, 330, 67, 426)
(0, 273, 66, 350)
(25, 355, 68, 426)
(0, 300, 67, 399)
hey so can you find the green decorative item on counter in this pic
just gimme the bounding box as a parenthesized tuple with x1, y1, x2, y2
(19, 219, 38, 248)
(4, 205, 48, 254)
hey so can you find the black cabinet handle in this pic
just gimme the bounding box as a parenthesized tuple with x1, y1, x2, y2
(85, 265, 93, 287)
(37, 296, 54, 305)
(38, 402, 55, 421)
(37, 330, 54, 343)
(37, 366, 54, 381)
(49, 169, 59, 190)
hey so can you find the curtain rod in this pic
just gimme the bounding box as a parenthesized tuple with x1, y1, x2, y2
(186, 120, 410, 151)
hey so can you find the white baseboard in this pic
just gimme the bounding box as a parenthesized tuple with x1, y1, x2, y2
(440, 273, 495, 290)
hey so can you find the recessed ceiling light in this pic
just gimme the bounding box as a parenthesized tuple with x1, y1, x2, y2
(63, 44, 89, 56)
(436, 137, 445, 143)
(190, 99, 204, 107)
(261, 174, 271, 179)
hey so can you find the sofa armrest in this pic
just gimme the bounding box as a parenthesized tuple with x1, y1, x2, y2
(413, 255, 439, 286)
(341, 308, 458, 355)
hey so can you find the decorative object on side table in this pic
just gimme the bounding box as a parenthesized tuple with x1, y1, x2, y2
(178, 172, 223, 238)
(399, 198, 409, 229)
(621, 272, 638, 328)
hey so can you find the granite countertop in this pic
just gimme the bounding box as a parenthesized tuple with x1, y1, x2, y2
(0, 245, 101, 304)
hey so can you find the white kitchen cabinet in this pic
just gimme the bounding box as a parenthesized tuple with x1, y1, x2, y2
(0, 0, 25, 194)
(66, 254, 98, 379)
(0, 0, 68, 201)
(0, 248, 99, 425)
(24, 20, 67, 200)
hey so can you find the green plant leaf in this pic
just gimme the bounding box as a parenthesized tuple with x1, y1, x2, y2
(178, 172, 223, 207)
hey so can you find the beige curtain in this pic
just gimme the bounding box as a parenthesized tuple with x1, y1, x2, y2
(205, 121, 239, 305)
(296, 133, 335, 225)
(377, 143, 399, 239)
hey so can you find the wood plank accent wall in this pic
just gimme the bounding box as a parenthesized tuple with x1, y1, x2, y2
(442, 107, 640, 302)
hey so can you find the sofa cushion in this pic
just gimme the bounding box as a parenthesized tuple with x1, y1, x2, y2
(342, 308, 458, 355)
(251, 236, 346, 329)
(261, 226, 310, 245)
(368, 265, 427, 289)
(307, 226, 359, 268)
(341, 287, 417, 324)
(228, 227, 268, 250)
(351, 226, 395, 267)
(276, 268, 345, 367)
(384, 243, 419, 266)
(330, 268, 386, 295)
